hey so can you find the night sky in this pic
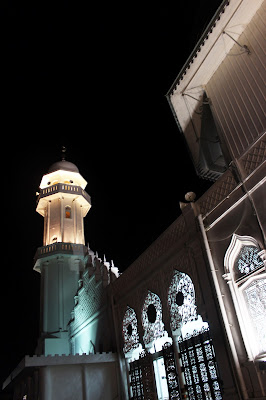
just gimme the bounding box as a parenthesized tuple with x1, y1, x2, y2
(0, 0, 223, 390)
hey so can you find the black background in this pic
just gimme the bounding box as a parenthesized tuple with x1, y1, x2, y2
(0, 0, 223, 389)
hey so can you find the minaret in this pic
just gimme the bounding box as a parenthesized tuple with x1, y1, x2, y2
(34, 152, 91, 356)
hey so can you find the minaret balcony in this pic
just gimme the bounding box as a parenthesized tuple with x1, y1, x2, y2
(36, 183, 91, 217)
(37, 183, 91, 203)
(34, 242, 88, 272)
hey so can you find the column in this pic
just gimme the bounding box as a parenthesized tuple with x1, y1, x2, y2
(172, 331, 187, 399)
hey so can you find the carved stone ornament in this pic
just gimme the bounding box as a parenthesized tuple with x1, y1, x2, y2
(224, 234, 265, 283)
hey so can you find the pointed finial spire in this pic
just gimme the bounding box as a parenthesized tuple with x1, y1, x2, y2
(110, 260, 119, 278)
(61, 146, 66, 161)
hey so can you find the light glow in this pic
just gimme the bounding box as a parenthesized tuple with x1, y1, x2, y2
(153, 357, 169, 400)
(224, 234, 266, 360)
(40, 169, 87, 189)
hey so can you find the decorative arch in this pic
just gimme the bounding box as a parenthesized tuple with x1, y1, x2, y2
(168, 270, 198, 333)
(122, 306, 141, 355)
(224, 234, 266, 360)
(141, 291, 169, 351)
(224, 234, 264, 282)
(168, 270, 222, 398)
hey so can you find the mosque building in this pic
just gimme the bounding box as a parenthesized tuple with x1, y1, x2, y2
(2, 0, 266, 399)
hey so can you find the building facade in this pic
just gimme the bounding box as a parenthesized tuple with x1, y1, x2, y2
(112, 0, 266, 399)
(2, 0, 266, 399)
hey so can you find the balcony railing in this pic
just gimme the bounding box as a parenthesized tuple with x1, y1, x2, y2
(34, 242, 88, 261)
(37, 183, 91, 205)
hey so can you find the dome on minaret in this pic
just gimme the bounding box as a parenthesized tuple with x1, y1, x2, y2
(48, 159, 79, 173)
(39, 151, 87, 190)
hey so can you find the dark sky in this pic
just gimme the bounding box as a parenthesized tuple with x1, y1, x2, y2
(0, 0, 223, 389)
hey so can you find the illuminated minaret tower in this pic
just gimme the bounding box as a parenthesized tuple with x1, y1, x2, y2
(34, 150, 91, 356)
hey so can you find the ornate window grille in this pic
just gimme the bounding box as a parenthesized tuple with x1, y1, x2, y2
(168, 270, 222, 399)
(235, 245, 264, 281)
(129, 358, 144, 399)
(168, 271, 198, 332)
(142, 291, 165, 347)
(162, 342, 181, 400)
(123, 306, 140, 354)
(129, 350, 157, 400)
(178, 328, 222, 400)
(129, 346, 182, 400)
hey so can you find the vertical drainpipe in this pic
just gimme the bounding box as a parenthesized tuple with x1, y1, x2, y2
(197, 212, 249, 400)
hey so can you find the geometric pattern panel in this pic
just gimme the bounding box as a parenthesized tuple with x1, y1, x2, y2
(129, 357, 144, 399)
(178, 328, 223, 400)
(234, 245, 264, 281)
(129, 350, 157, 400)
(240, 136, 266, 176)
(224, 234, 264, 283)
(198, 171, 237, 216)
(69, 272, 104, 335)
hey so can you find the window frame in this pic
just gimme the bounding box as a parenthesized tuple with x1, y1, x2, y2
(65, 205, 72, 219)
(224, 234, 266, 360)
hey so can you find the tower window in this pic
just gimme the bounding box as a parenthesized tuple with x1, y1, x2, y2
(65, 206, 71, 219)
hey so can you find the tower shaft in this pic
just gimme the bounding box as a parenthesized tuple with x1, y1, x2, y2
(34, 160, 91, 355)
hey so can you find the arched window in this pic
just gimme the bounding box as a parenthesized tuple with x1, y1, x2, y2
(168, 270, 198, 334)
(141, 292, 175, 399)
(65, 206, 71, 219)
(122, 306, 141, 355)
(224, 234, 266, 360)
(141, 291, 167, 352)
(168, 270, 222, 399)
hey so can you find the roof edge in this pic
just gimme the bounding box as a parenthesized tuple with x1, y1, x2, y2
(166, 0, 230, 97)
